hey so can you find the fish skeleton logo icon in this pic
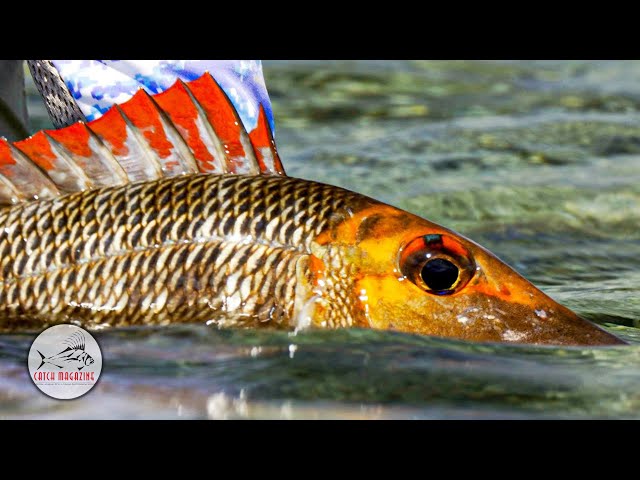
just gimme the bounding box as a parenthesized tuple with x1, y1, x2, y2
(28, 324, 102, 400)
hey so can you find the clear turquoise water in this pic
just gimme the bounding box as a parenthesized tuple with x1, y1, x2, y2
(1, 60, 639, 419)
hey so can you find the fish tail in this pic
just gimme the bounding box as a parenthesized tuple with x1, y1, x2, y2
(36, 350, 46, 370)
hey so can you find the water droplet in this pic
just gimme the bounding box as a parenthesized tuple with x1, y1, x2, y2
(535, 309, 548, 319)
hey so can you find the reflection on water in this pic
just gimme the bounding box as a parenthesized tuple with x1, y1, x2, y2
(1, 60, 639, 419)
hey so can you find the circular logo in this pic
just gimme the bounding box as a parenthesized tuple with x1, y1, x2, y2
(28, 324, 102, 400)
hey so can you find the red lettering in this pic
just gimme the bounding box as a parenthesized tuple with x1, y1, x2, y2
(34, 369, 97, 383)
(34, 371, 56, 381)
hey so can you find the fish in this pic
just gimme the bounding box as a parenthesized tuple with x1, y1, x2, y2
(36, 331, 95, 370)
(0, 66, 625, 346)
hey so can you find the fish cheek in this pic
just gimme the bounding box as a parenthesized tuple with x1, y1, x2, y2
(353, 275, 460, 336)
(352, 275, 509, 340)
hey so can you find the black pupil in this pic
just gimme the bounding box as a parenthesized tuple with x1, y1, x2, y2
(420, 258, 459, 292)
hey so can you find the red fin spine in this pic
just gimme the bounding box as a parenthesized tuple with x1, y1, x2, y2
(249, 104, 286, 175)
(44, 128, 129, 188)
(0, 138, 60, 201)
(90, 106, 163, 182)
(185, 74, 259, 174)
(45, 123, 128, 189)
(14, 131, 91, 193)
(179, 79, 229, 173)
(119, 89, 199, 176)
(153, 81, 218, 173)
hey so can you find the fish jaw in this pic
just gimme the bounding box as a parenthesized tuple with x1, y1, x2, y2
(313, 203, 625, 346)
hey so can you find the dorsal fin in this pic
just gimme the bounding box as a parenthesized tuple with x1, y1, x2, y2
(250, 104, 286, 175)
(184, 74, 260, 174)
(14, 131, 91, 193)
(119, 89, 199, 176)
(1, 72, 286, 206)
(153, 78, 222, 173)
(0, 138, 60, 203)
(45, 123, 129, 188)
(89, 104, 165, 182)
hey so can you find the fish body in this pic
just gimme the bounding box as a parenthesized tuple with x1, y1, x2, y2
(0, 173, 621, 345)
(0, 174, 362, 330)
(0, 67, 624, 345)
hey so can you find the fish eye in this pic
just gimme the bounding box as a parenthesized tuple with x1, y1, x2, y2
(399, 234, 476, 295)
(420, 258, 459, 291)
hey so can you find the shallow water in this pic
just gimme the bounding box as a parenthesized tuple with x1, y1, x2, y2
(2, 60, 639, 419)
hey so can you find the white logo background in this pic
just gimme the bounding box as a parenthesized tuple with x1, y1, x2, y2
(28, 324, 102, 400)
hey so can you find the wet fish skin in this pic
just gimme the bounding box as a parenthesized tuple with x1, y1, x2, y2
(0, 172, 622, 346)
(0, 174, 370, 331)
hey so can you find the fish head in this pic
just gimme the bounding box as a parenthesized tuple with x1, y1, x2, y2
(314, 204, 624, 346)
(85, 354, 95, 365)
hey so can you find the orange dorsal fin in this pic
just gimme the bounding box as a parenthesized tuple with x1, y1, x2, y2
(184, 74, 260, 174)
(0, 138, 60, 203)
(250, 104, 286, 175)
(0, 72, 285, 206)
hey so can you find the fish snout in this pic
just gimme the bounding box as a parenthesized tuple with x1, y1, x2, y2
(530, 302, 626, 346)
(457, 290, 626, 346)
(470, 252, 626, 346)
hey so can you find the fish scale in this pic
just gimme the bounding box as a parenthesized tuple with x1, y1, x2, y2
(0, 174, 369, 331)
